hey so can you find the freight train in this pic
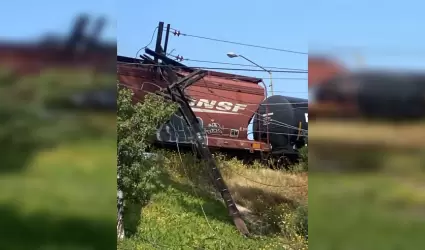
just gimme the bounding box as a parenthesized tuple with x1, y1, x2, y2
(117, 51, 308, 165)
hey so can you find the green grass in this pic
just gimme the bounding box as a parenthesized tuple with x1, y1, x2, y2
(309, 172, 425, 250)
(118, 152, 308, 250)
(118, 182, 305, 250)
(0, 138, 117, 250)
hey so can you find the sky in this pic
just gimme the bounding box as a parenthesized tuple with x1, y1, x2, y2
(308, 0, 425, 71)
(1, 0, 423, 75)
(2, 0, 423, 95)
(117, 1, 309, 99)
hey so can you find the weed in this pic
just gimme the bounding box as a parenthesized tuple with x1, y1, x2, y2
(117, 149, 308, 249)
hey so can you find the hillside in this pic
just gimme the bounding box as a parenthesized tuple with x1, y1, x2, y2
(118, 153, 308, 250)
(115, 86, 309, 249)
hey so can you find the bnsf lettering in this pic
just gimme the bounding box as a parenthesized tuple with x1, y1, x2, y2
(196, 99, 216, 109)
(232, 104, 247, 112)
(216, 101, 233, 111)
(189, 99, 247, 113)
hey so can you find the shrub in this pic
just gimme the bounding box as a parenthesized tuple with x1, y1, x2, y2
(117, 86, 177, 204)
(117, 86, 177, 238)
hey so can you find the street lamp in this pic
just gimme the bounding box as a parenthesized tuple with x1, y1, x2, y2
(227, 52, 271, 146)
(226, 52, 274, 95)
(226, 52, 238, 58)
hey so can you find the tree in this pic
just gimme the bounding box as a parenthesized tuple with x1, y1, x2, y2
(116, 85, 177, 239)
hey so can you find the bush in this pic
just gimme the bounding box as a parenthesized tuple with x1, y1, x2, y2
(117, 86, 177, 204)
(117, 86, 177, 239)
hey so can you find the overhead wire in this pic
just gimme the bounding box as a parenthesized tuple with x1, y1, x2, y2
(118, 61, 307, 73)
(169, 114, 308, 137)
(212, 76, 307, 80)
(272, 90, 308, 94)
(134, 26, 158, 60)
(168, 54, 307, 72)
(184, 103, 306, 132)
(222, 77, 307, 80)
(131, 63, 307, 79)
(167, 27, 308, 55)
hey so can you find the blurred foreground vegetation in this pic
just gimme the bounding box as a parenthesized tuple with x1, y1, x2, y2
(309, 120, 425, 250)
(0, 69, 116, 249)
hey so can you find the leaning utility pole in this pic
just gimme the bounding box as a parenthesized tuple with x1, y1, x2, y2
(146, 22, 249, 236)
(161, 66, 249, 236)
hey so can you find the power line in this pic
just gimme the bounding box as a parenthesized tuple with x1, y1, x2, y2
(120, 61, 307, 79)
(272, 90, 308, 93)
(216, 76, 307, 80)
(169, 104, 307, 137)
(134, 26, 158, 59)
(311, 45, 425, 56)
(118, 61, 307, 73)
(169, 54, 308, 72)
(187, 89, 308, 106)
(168, 28, 308, 55)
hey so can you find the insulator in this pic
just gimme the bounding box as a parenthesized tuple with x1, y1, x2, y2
(173, 30, 181, 36)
